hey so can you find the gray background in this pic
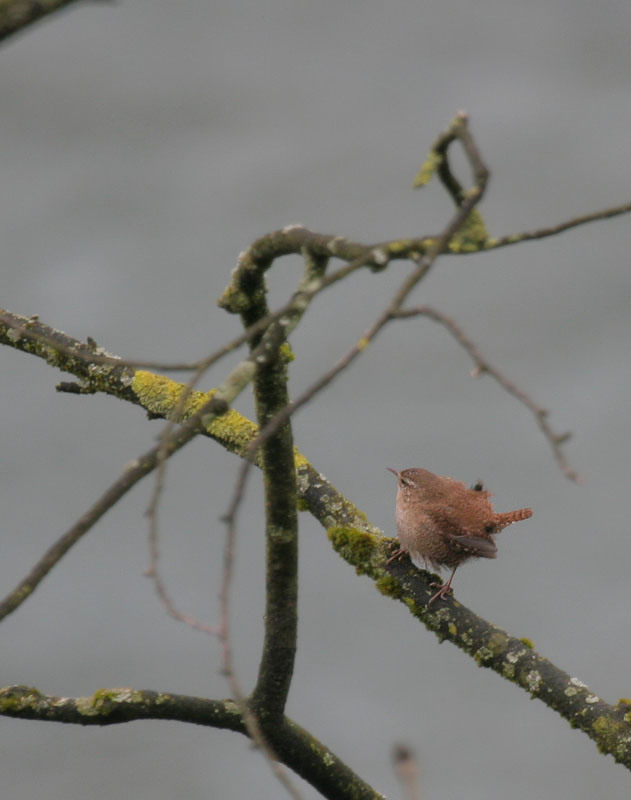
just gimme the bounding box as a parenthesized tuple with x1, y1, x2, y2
(2, 1, 631, 798)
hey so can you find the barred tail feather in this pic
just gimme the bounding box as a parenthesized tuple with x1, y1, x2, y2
(494, 507, 533, 530)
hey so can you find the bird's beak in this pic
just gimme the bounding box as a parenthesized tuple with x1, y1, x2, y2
(386, 467, 399, 478)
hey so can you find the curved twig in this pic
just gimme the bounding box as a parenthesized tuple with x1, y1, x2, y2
(393, 305, 579, 481)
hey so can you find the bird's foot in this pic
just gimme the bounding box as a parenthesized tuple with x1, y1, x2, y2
(386, 543, 406, 565)
(428, 580, 454, 605)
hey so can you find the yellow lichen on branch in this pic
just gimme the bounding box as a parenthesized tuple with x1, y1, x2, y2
(132, 370, 212, 420)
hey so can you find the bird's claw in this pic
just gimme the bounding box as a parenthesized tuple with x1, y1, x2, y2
(386, 543, 406, 565)
(428, 580, 454, 605)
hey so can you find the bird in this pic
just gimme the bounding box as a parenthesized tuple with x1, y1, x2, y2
(387, 467, 532, 604)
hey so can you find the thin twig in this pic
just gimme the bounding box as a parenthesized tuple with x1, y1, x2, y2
(0, 256, 363, 375)
(484, 200, 631, 250)
(3, 194, 630, 375)
(394, 305, 579, 481)
(0, 425, 199, 622)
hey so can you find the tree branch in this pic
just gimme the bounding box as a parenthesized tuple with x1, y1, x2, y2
(328, 525, 631, 769)
(483, 200, 631, 250)
(237, 254, 331, 719)
(0, 0, 84, 43)
(0, 686, 385, 800)
(393, 305, 579, 481)
(0, 428, 198, 623)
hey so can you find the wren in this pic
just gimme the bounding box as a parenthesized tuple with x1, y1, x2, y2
(387, 468, 532, 605)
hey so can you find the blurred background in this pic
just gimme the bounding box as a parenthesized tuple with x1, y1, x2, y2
(2, 1, 631, 797)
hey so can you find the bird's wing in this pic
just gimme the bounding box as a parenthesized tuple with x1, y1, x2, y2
(444, 532, 497, 559)
(424, 503, 498, 559)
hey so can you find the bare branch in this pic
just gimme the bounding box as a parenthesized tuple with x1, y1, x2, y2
(393, 305, 579, 481)
(483, 200, 631, 250)
(328, 526, 631, 770)
(0, 686, 385, 800)
(0, 417, 202, 622)
(0, 0, 84, 43)
(0, 307, 376, 622)
(246, 113, 490, 449)
(212, 252, 332, 800)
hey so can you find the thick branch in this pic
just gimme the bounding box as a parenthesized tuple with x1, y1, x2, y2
(0, 686, 384, 800)
(248, 350, 298, 718)
(236, 258, 330, 719)
(0, 685, 244, 728)
(328, 526, 631, 769)
(0, 0, 83, 42)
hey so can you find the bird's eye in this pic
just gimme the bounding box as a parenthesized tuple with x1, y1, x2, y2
(485, 524, 496, 533)
(472, 481, 484, 492)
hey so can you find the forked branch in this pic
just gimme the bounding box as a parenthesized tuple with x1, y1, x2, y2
(3, 113, 631, 797)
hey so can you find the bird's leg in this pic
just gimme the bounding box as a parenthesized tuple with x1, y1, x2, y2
(428, 567, 457, 605)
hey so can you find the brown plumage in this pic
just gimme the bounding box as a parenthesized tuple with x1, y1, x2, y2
(387, 467, 532, 604)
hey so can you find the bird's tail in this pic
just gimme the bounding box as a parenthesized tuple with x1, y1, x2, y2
(494, 507, 533, 531)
